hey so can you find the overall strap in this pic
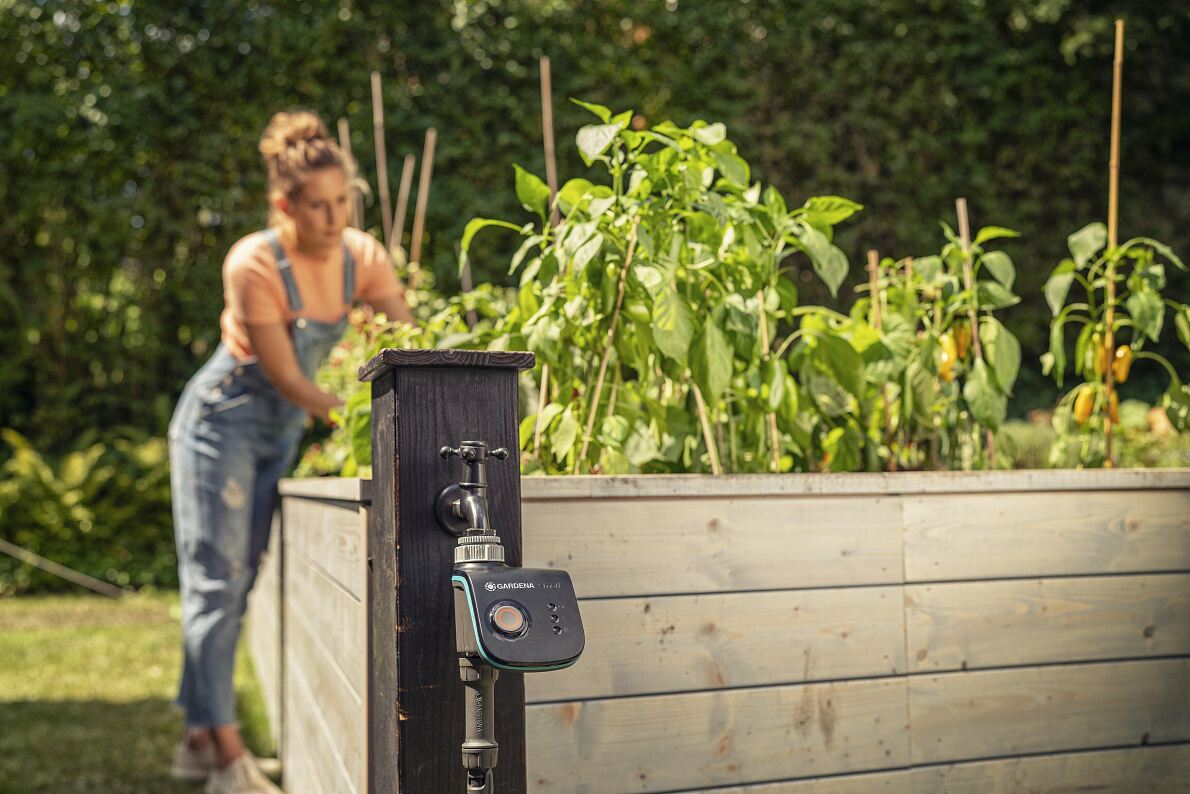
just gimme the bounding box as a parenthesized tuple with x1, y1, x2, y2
(342, 239, 356, 309)
(265, 228, 304, 312)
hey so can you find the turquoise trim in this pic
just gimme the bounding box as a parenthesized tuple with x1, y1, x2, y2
(452, 575, 579, 673)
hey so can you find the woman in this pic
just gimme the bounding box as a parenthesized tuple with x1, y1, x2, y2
(167, 111, 415, 794)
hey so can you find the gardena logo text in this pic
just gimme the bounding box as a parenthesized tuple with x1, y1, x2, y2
(485, 581, 534, 591)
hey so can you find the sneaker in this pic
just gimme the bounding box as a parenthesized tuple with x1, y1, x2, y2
(170, 740, 217, 781)
(204, 751, 284, 794)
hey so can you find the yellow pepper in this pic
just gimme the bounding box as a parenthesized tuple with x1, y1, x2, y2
(954, 322, 971, 360)
(1073, 385, 1095, 424)
(939, 334, 957, 383)
(1112, 346, 1133, 384)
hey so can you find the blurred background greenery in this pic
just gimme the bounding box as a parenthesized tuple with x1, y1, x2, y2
(1, 1, 1187, 592)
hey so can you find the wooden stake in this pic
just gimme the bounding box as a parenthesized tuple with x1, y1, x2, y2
(370, 72, 393, 250)
(956, 197, 994, 467)
(392, 153, 416, 258)
(409, 127, 438, 286)
(533, 364, 551, 462)
(691, 381, 723, 475)
(868, 250, 896, 471)
(337, 118, 363, 228)
(757, 289, 782, 473)
(540, 56, 560, 227)
(575, 219, 641, 471)
(1104, 18, 1125, 467)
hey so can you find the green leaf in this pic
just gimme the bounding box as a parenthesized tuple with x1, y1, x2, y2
(651, 290, 695, 365)
(556, 178, 597, 214)
(976, 281, 1020, 310)
(775, 277, 798, 315)
(710, 150, 749, 185)
(570, 98, 612, 123)
(551, 406, 579, 464)
(1120, 237, 1186, 270)
(1176, 307, 1190, 351)
(691, 319, 732, 406)
(1126, 289, 1164, 341)
(963, 359, 1007, 430)
(570, 233, 603, 276)
(802, 196, 862, 226)
(576, 124, 620, 166)
(692, 122, 727, 146)
(1068, 222, 1107, 269)
(822, 425, 862, 472)
(804, 368, 853, 418)
(813, 333, 864, 397)
(461, 218, 523, 254)
(764, 358, 786, 410)
(513, 164, 550, 222)
(1044, 260, 1076, 316)
(979, 318, 1021, 395)
(795, 223, 849, 297)
(624, 423, 661, 467)
(1163, 384, 1190, 432)
(913, 256, 943, 284)
(980, 250, 1015, 290)
(973, 226, 1019, 247)
(1046, 316, 1067, 388)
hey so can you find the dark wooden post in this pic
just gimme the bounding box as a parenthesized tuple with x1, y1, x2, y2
(360, 349, 535, 794)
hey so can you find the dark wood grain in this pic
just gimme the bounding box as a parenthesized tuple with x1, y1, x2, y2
(359, 348, 536, 382)
(368, 355, 532, 793)
(368, 371, 399, 794)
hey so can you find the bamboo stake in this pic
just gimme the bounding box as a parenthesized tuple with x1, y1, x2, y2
(391, 153, 416, 259)
(337, 118, 363, 228)
(757, 289, 782, 473)
(409, 127, 438, 288)
(691, 381, 723, 475)
(575, 218, 641, 471)
(956, 197, 995, 467)
(0, 538, 123, 598)
(370, 72, 394, 250)
(1104, 18, 1125, 468)
(869, 250, 896, 471)
(533, 364, 550, 462)
(540, 56, 560, 228)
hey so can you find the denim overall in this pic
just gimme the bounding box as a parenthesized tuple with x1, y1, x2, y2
(168, 229, 354, 728)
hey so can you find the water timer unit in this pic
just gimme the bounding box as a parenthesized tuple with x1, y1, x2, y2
(436, 440, 585, 793)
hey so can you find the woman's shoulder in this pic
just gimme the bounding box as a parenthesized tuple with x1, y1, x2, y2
(342, 227, 388, 266)
(225, 230, 277, 271)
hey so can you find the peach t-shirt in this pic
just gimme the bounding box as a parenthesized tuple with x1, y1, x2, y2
(219, 227, 404, 360)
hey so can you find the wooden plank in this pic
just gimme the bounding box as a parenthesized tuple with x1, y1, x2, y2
(283, 497, 367, 600)
(286, 588, 366, 794)
(281, 691, 328, 794)
(526, 678, 909, 793)
(367, 371, 398, 794)
(246, 524, 282, 747)
(904, 490, 1190, 581)
(907, 573, 1190, 672)
(525, 587, 904, 703)
(279, 477, 370, 503)
(669, 744, 1190, 793)
(286, 550, 366, 699)
(523, 496, 902, 597)
(909, 658, 1190, 764)
(519, 469, 1190, 500)
(359, 348, 535, 380)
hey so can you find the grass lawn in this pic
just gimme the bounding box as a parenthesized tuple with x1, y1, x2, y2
(0, 591, 275, 794)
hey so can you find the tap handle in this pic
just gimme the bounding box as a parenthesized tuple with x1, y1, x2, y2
(439, 442, 509, 463)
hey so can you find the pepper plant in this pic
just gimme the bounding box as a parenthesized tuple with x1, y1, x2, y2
(462, 100, 862, 474)
(1042, 222, 1187, 466)
(793, 220, 1022, 471)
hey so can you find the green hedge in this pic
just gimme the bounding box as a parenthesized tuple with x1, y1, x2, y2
(1, 1, 1187, 451)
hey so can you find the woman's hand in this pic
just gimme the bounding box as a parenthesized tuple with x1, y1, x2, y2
(313, 392, 344, 426)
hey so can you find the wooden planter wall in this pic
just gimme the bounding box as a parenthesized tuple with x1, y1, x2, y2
(248, 469, 1190, 793)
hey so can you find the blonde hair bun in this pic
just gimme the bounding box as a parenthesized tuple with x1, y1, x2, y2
(258, 110, 348, 226)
